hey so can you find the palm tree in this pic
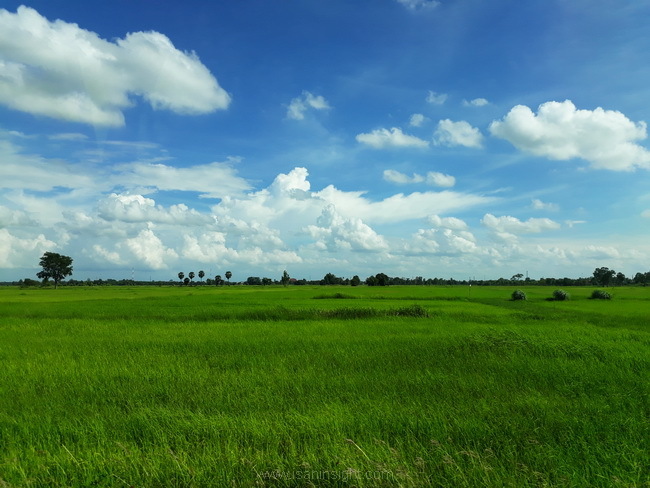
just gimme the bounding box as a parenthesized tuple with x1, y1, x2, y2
(189, 271, 195, 285)
(178, 272, 184, 285)
(198, 270, 205, 283)
(215, 275, 222, 286)
(225, 271, 232, 285)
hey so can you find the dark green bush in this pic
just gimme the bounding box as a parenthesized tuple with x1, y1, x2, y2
(511, 290, 527, 301)
(591, 290, 611, 300)
(552, 289, 569, 301)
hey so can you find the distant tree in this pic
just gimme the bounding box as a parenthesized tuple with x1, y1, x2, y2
(375, 273, 390, 286)
(188, 271, 195, 285)
(198, 270, 205, 283)
(614, 272, 626, 286)
(511, 273, 524, 281)
(246, 276, 262, 285)
(225, 271, 232, 284)
(321, 273, 344, 285)
(633, 272, 649, 286)
(593, 267, 615, 287)
(215, 275, 222, 286)
(350, 275, 361, 287)
(281, 270, 290, 287)
(262, 277, 273, 286)
(178, 272, 184, 284)
(36, 252, 73, 289)
(183, 277, 190, 286)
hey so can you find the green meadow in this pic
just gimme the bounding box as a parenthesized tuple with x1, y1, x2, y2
(0, 285, 648, 487)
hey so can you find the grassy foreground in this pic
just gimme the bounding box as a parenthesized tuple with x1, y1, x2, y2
(0, 285, 648, 487)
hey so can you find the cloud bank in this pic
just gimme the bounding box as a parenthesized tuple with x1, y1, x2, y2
(0, 6, 230, 126)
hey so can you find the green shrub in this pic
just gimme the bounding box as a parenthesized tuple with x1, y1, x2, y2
(553, 289, 569, 301)
(511, 290, 527, 301)
(591, 289, 611, 300)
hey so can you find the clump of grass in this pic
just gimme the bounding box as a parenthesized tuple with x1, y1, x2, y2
(387, 304, 429, 317)
(313, 292, 357, 300)
(318, 307, 379, 319)
(511, 290, 527, 301)
(591, 289, 611, 300)
(552, 289, 569, 301)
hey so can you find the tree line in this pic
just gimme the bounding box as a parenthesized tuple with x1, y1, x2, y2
(8, 252, 650, 288)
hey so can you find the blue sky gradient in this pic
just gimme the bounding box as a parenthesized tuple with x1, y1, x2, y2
(1, 1, 649, 282)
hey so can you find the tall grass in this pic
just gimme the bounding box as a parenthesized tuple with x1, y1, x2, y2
(0, 286, 648, 486)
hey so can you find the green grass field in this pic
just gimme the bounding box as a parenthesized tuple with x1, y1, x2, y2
(0, 285, 648, 487)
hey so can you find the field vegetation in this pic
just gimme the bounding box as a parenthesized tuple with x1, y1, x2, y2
(0, 285, 648, 487)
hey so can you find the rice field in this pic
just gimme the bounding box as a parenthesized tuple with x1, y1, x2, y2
(0, 285, 648, 487)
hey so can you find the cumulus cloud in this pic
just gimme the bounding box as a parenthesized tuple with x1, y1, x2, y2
(463, 98, 489, 107)
(434, 119, 483, 148)
(287, 91, 330, 120)
(0, 6, 230, 126)
(124, 227, 177, 269)
(427, 215, 468, 231)
(0, 228, 56, 267)
(305, 204, 388, 252)
(531, 198, 559, 211)
(426, 91, 447, 105)
(98, 193, 213, 225)
(482, 213, 561, 240)
(356, 127, 429, 149)
(489, 100, 650, 171)
(383, 170, 424, 184)
(426, 172, 455, 187)
(409, 113, 427, 127)
(405, 228, 478, 256)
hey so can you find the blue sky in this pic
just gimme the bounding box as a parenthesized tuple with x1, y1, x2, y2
(1, 0, 649, 282)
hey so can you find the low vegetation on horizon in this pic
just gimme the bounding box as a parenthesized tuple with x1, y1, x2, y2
(0, 285, 648, 487)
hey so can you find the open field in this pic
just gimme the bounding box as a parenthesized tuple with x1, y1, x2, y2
(0, 285, 648, 487)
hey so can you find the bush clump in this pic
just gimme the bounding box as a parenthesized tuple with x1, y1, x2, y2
(591, 289, 611, 300)
(511, 290, 527, 301)
(552, 289, 569, 301)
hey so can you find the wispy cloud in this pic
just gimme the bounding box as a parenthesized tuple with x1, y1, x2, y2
(287, 91, 330, 120)
(356, 127, 428, 149)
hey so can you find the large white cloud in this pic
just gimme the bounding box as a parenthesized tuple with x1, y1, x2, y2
(356, 127, 429, 149)
(124, 227, 178, 270)
(0, 6, 230, 126)
(489, 100, 650, 171)
(98, 193, 213, 225)
(434, 119, 484, 148)
(0, 229, 55, 268)
(305, 204, 388, 252)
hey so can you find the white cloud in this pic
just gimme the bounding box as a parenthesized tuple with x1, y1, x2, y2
(114, 159, 251, 199)
(463, 98, 489, 107)
(124, 227, 177, 269)
(434, 119, 483, 148)
(426, 91, 447, 105)
(356, 127, 429, 149)
(287, 91, 330, 120)
(0, 228, 56, 268)
(531, 198, 559, 211)
(305, 204, 388, 252)
(642, 210, 650, 218)
(397, 0, 440, 10)
(427, 215, 468, 231)
(383, 170, 424, 184)
(482, 213, 561, 235)
(426, 172, 455, 187)
(97, 193, 213, 225)
(0, 6, 229, 126)
(489, 100, 650, 171)
(409, 113, 427, 127)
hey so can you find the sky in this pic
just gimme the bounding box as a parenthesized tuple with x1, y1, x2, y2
(1, 0, 649, 283)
